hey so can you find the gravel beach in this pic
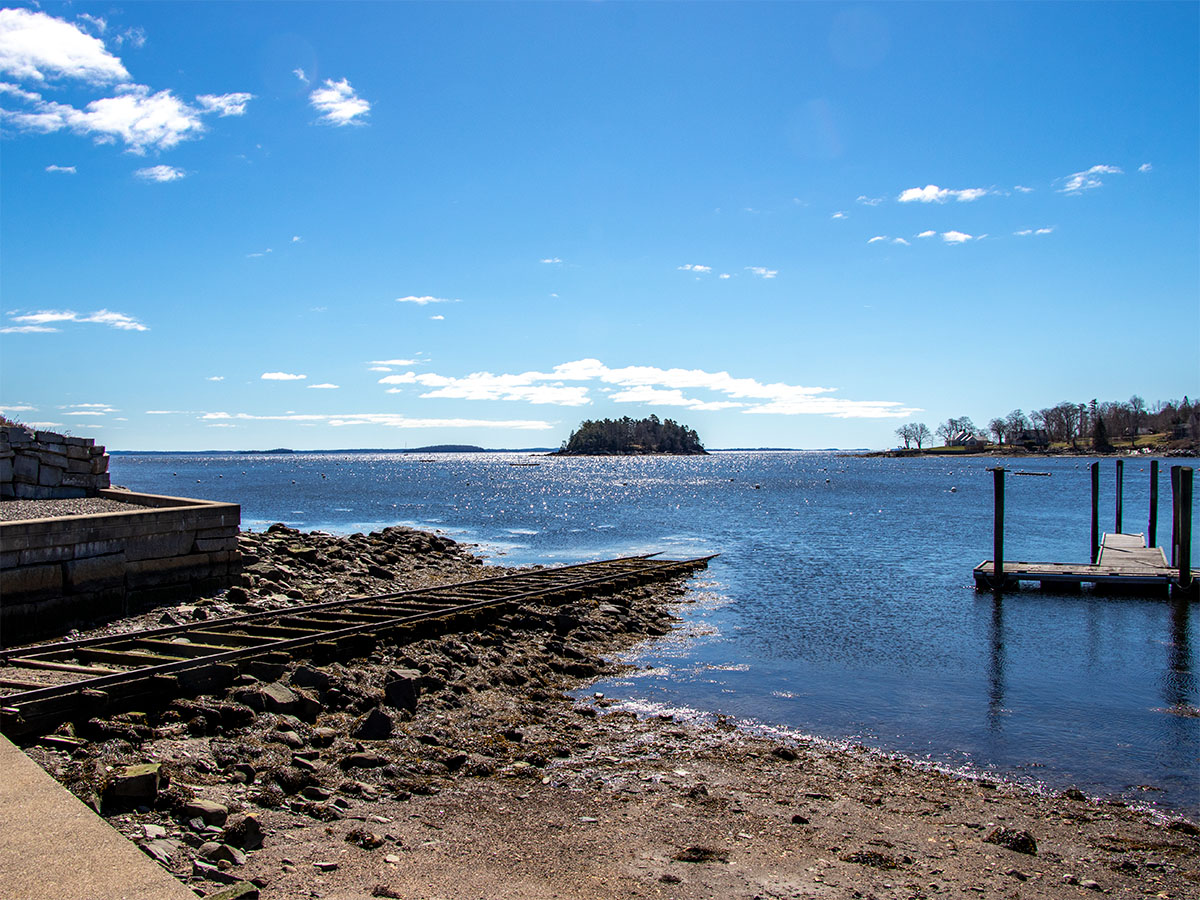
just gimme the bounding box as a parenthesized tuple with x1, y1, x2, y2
(12, 525, 1199, 900)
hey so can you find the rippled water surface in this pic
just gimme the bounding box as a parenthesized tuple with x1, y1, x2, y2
(111, 451, 1199, 814)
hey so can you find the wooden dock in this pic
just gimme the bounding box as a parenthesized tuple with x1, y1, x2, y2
(973, 532, 1192, 593)
(974, 462, 1196, 598)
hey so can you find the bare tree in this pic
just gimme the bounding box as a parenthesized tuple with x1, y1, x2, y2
(912, 422, 931, 449)
(895, 424, 913, 449)
(988, 417, 1005, 445)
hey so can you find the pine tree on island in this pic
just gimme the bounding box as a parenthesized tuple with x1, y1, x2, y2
(555, 415, 707, 455)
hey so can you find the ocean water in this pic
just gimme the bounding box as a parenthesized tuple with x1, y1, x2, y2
(110, 450, 1199, 814)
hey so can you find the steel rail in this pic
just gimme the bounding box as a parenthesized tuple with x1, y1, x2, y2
(0, 554, 713, 736)
(0, 554, 663, 662)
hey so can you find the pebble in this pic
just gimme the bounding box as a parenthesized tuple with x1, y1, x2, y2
(0, 496, 146, 522)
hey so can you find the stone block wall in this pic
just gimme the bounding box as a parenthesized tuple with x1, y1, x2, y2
(0, 490, 240, 645)
(0, 425, 110, 499)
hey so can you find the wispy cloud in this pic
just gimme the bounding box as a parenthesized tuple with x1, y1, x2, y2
(3, 308, 148, 332)
(0, 8, 128, 83)
(1138, 162, 1152, 173)
(897, 184, 991, 203)
(867, 235, 886, 244)
(1014, 185, 1034, 193)
(261, 371, 307, 381)
(371, 358, 419, 367)
(677, 263, 712, 273)
(745, 266, 778, 279)
(831, 211, 847, 220)
(1059, 164, 1122, 194)
(396, 295, 456, 305)
(430, 314, 445, 321)
(45, 164, 75, 174)
(856, 195, 885, 206)
(307, 383, 339, 390)
(206, 376, 224, 381)
(916, 230, 936, 238)
(196, 92, 253, 117)
(378, 358, 917, 419)
(892, 237, 910, 246)
(135, 164, 185, 182)
(246, 248, 272, 258)
(291, 235, 302, 243)
(941, 230, 974, 243)
(1014, 227, 1054, 236)
(200, 410, 553, 430)
(540, 257, 562, 264)
(310, 77, 370, 126)
(293, 67, 309, 85)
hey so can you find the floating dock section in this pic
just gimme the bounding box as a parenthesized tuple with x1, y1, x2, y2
(974, 462, 1196, 598)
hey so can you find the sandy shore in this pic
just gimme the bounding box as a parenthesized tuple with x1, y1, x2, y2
(15, 525, 1199, 900)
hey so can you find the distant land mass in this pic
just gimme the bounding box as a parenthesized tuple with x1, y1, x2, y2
(554, 416, 707, 456)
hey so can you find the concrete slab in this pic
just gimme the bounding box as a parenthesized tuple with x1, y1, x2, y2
(0, 734, 196, 900)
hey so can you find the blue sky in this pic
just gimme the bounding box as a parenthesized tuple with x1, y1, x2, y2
(1, 2, 1196, 451)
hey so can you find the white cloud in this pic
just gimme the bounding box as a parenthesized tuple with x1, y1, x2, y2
(430, 315, 445, 321)
(941, 230, 973, 243)
(371, 358, 418, 367)
(677, 264, 712, 273)
(291, 235, 302, 243)
(0, 325, 57, 333)
(2, 85, 210, 154)
(897, 184, 991, 203)
(831, 211, 847, 220)
(247, 248, 272, 258)
(0, 9, 129, 83)
(206, 376, 224, 381)
(396, 295, 455, 305)
(916, 230, 936, 238)
(310, 77, 370, 126)
(196, 92, 253, 117)
(892, 237, 909, 246)
(135, 164, 185, 182)
(261, 372, 307, 381)
(377, 358, 916, 419)
(856, 195, 884, 206)
(1015, 226, 1054, 237)
(113, 27, 145, 49)
(0, 404, 36, 413)
(867, 235, 886, 244)
(62, 402, 116, 412)
(745, 266, 778, 279)
(5, 308, 147, 331)
(718, 273, 731, 280)
(1059, 164, 1122, 194)
(293, 68, 309, 85)
(45, 163, 76, 174)
(307, 383, 339, 390)
(1138, 162, 1152, 173)
(1035, 227, 1054, 235)
(540, 257, 562, 264)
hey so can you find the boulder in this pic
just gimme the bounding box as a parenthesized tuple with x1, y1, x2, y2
(183, 798, 229, 826)
(107, 763, 162, 805)
(383, 669, 422, 711)
(352, 707, 393, 740)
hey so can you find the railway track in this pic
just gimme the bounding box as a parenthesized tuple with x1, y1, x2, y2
(0, 554, 712, 738)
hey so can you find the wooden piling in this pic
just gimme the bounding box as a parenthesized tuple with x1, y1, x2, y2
(993, 467, 1005, 586)
(1115, 458, 1124, 533)
(1090, 462, 1100, 564)
(1171, 466, 1181, 567)
(1178, 466, 1193, 592)
(1149, 460, 1159, 548)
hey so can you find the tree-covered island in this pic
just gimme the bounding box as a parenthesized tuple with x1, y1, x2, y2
(554, 415, 707, 455)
